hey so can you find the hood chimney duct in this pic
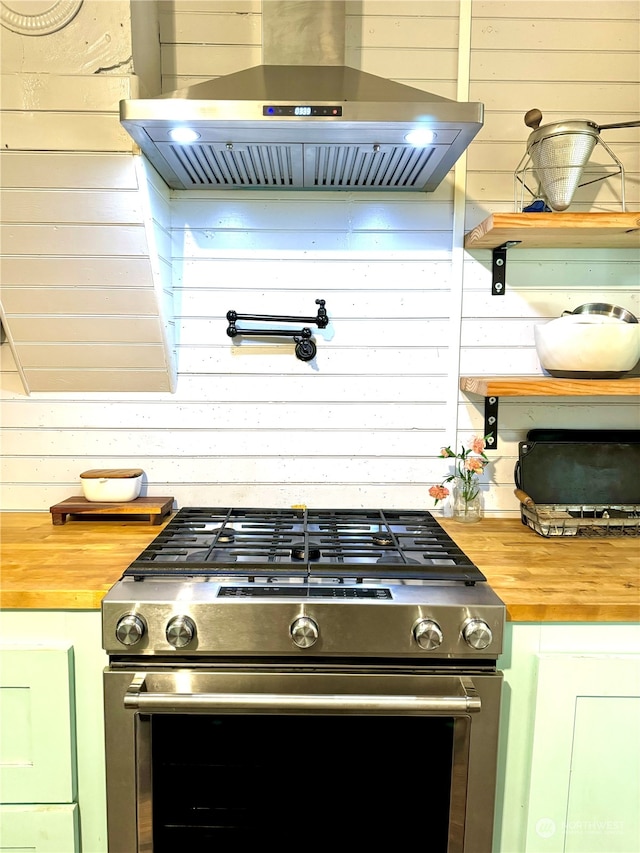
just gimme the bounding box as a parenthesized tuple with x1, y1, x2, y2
(262, 1, 345, 66)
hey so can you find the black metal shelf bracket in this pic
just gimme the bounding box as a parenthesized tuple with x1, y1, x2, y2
(491, 241, 521, 295)
(226, 299, 328, 361)
(484, 396, 499, 450)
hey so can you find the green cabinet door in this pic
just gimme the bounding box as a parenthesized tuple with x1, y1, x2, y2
(0, 647, 76, 804)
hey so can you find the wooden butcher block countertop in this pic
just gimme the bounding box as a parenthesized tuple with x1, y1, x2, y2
(1, 512, 639, 621)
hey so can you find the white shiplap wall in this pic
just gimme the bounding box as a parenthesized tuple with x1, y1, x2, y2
(0, 0, 638, 514)
(0, 148, 177, 393)
(0, 0, 175, 394)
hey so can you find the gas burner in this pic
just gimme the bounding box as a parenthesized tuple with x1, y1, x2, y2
(291, 541, 321, 561)
(212, 526, 237, 543)
(372, 532, 394, 547)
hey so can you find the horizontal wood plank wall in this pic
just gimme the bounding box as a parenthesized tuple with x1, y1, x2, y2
(0, 0, 175, 395)
(1, 0, 639, 515)
(0, 148, 175, 393)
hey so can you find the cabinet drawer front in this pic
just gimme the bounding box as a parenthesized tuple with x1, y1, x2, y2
(0, 804, 79, 852)
(0, 648, 75, 803)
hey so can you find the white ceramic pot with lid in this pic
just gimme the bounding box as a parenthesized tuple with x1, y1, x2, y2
(80, 468, 143, 502)
(534, 314, 640, 378)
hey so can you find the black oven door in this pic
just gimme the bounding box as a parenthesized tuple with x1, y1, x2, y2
(104, 666, 502, 853)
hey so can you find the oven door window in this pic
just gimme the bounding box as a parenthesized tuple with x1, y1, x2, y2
(150, 713, 464, 851)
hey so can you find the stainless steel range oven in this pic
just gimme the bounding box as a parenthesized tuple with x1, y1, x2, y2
(102, 508, 505, 853)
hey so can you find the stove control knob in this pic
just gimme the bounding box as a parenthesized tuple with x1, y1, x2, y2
(463, 619, 493, 650)
(115, 614, 146, 646)
(413, 619, 443, 651)
(166, 615, 196, 649)
(290, 616, 319, 649)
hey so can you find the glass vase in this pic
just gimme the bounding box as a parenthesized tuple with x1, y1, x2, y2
(452, 477, 482, 523)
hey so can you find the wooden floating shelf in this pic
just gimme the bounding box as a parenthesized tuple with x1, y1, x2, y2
(464, 212, 640, 250)
(460, 375, 640, 397)
(460, 376, 639, 450)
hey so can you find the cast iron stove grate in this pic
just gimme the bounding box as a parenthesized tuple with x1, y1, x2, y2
(123, 507, 485, 584)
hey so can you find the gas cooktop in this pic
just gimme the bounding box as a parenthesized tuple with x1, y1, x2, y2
(122, 507, 485, 584)
(104, 507, 505, 659)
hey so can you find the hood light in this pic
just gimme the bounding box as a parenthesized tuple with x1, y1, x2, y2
(168, 127, 201, 144)
(405, 128, 435, 146)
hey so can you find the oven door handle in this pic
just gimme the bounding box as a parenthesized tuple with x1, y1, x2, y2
(123, 674, 482, 714)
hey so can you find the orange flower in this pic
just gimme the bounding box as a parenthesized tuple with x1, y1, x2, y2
(429, 485, 450, 502)
(465, 456, 485, 474)
(471, 436, 486, 454)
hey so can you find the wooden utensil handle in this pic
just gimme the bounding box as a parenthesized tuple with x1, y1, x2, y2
(514, 488, 536, 507)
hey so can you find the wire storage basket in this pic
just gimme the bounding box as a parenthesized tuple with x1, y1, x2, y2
(520, 502, 640, 538)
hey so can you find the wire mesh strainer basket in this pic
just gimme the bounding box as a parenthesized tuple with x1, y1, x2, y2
(527, 125, 599, 211)
(514, 109, 640, 211)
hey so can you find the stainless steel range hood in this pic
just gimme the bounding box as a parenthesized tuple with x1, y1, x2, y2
(120, 1, 483, 192)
